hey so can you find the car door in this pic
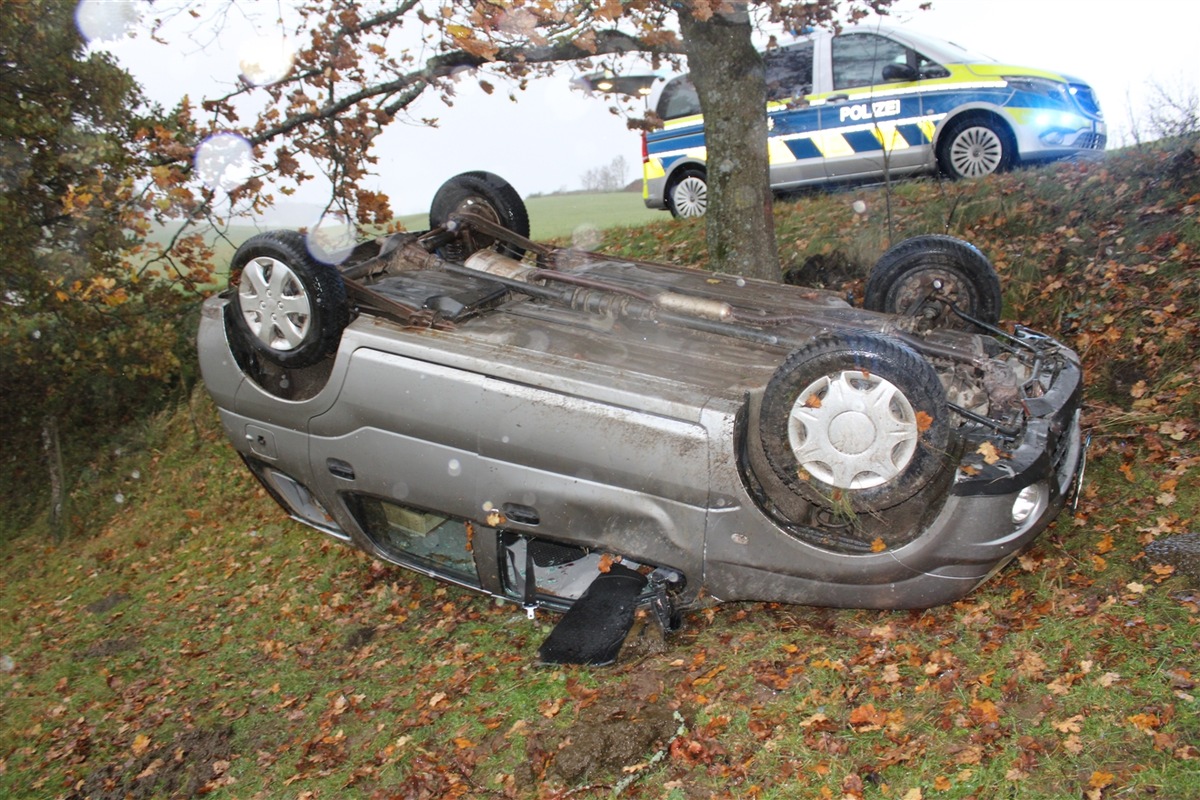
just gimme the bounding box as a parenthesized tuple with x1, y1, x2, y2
(762, 40, 826, 189)
(818, 31, 932, 181)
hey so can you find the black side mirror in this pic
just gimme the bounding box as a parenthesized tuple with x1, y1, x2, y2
(882, 63, 918, 82)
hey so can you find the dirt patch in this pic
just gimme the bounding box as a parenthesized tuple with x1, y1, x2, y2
(783, 250, 864, 289)
(545, 699, 682, 785)
(1145, 533, 1200, 586)
(343, 624, 377, 650)
(523, 690, 686, 786)
(83, 636, 139, 659)
(85, 593, 131, 615)
(617, 617, 671, 663)
(66, 726, 235, 800)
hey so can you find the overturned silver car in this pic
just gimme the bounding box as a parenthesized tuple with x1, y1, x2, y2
(199, 173, 1083, 659)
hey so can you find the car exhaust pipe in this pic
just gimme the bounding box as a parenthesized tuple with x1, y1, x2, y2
(464, 250, 540, 282)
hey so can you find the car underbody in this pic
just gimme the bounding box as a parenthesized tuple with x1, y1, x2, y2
(199, 173, 1085, 661)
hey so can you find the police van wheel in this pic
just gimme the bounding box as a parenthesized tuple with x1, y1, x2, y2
(938, 116, 1014, 179)
(429, 171, 530, 262)
(667, 169, 708, 218)
(758, 334, 952, 514)
(864, 234, 1002, 328)
(229, 231, 349, 369)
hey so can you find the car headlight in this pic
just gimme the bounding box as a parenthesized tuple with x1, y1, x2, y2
(1011, 482, 1047, 525)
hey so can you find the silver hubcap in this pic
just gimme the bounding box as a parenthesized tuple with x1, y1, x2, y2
(671, 175, 708, 217)
(787, 370, 919, 490)
(237, 255, 312, 351)
(949, 126, 1003, 177)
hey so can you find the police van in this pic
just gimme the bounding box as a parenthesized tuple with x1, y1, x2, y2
(639, 25, 1106, 217)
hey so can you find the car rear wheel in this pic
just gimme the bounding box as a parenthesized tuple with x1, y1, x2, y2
(863, 234, 1002, 327)
(759, 334, 952, 514)
(229, 231, 349, 369)
(667, 168, 708, 218)
(938, 116, 1014, 179)
(429, 171, 530, 261)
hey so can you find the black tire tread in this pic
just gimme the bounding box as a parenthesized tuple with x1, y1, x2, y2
(229, 230, 349, 369)
(758, 333, 951, 513)
(429, 171, 529, 260)
(863, 234, 1003, 325)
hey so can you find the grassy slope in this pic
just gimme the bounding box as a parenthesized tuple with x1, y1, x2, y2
(2, 142, 1199, 799)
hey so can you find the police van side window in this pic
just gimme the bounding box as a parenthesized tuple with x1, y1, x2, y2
(832, 33, 912, 90)
(764, 41, 814, 102)
(917, 53, 950, 80)
(657, 76, 701, 121)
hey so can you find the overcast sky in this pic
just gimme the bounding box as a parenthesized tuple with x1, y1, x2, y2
(94, 0, 1198, 217)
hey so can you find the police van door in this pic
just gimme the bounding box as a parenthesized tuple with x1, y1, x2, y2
(818, 32, 930, 181)
(763, 40, 826, 189)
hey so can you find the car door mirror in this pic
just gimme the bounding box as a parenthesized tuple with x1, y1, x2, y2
(882, 63, 917, 82)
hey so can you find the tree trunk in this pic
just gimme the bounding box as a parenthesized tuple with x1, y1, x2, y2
(42, 416, 66, 541)
(678, 8, 780, 281)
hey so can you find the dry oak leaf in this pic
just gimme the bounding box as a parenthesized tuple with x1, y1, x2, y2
(848, 703, 888, 731)
(1127, 713, 1161, 733)
(1053, 715, 1084, 733)
(976, 441, 1002, 465)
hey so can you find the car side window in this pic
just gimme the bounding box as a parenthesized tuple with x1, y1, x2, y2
(832, 33, 912, 90)
(765, 41, 814, 102)
(657, 76, 701, 121)
(917, 52, 950, 80)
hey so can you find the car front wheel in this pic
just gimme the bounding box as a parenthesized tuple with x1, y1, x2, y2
(229, 231, 349, 369)
(938, 116, 1014, 179)
(758, 334, 952, 514)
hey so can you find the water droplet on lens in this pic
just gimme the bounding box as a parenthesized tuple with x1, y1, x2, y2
(238, 33, 296, 87)
(75, 0, 138, 43)
(195, 133, 254, 193)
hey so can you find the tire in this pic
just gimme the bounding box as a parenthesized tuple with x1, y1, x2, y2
(667, 168, 707, 218)
(759, 334, 951, 513)
(863, 234, 1003, 327)
(937, 115, 1014, 179)
(229, 231, 349, 369)
(429, 171, 530, 261)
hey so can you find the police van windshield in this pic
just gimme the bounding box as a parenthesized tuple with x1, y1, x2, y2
(657, 75, 700, 121)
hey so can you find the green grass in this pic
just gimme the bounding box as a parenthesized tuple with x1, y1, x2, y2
(399, 189, 661, 240)
(3, 138, 1199, 798)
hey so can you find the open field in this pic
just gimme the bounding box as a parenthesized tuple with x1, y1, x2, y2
(3, 140, 1199, 799)
(400, 189, 661, 241)
(160, 190, 660, 289)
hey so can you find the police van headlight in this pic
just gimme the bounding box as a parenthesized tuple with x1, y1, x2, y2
(1006, 76, 1071, 109)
